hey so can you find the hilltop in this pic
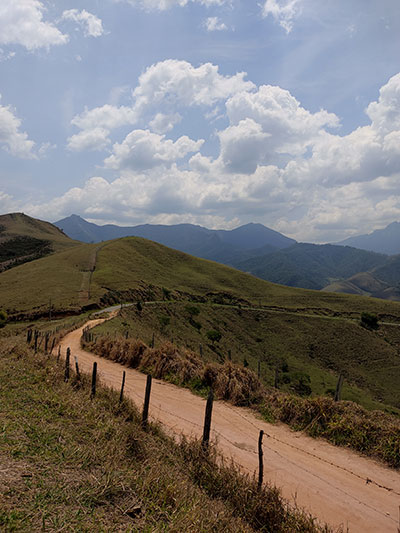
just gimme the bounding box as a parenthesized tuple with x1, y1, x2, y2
(0, 212, 78, 272)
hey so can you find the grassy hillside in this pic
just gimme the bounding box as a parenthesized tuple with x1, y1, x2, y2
(0, 327, 327, 532)
(237, 243, 388, 290)
(0, 212, 79, 272)
(91, 302, 400, 413)
(3, 235, 400, 321)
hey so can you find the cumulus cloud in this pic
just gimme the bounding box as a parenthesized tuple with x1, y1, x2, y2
(261, 0, 302, 33)
(0, 98, 36, 158)
(62, 9, 104, 38)
(47, 68, 400, 242)
(104, 129, 204, 170)
(0, 1, 68, 50)
(149, 112, 182, 133)
(68, 60, 254, 151)
(204, 17, 227, 31)
(67, 127, 111, 152)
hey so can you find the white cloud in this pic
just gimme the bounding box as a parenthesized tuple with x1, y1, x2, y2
(0, 48, 16, 62)
(62, 9, 104, 38)
(261, 0, 302, 33)
(149, 112, 182, 133)
(366, 72, 400, 134)
(0, 98, 36, 158)
(116, 0, 229, 11)
(69, 60, 254, 151)
(104, 129, 204, 170)
(204, 17, 227, 31)
(0, 1, 68, 50)
(67, 127, 111, 152)
(47, 68, 400, 242)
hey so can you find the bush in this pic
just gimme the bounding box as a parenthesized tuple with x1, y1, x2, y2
(206, 330, 222, 344)
(360, 312, 379, 330)
(0, 310, 7, 328)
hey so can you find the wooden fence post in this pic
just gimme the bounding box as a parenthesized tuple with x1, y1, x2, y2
(34, 331, 38, 353)
(334, 374, 344, 402)
(57, 345, 61, 362)
(91, 362, 97, 399)
(74, 357, 81, 382)
(257, 359, 261, 379)
(228, 349, 232, 361)
(50, 338, 56, 355)
(141, 374, 152, 430)
(199, 344, 203, 357)
(258, 430, 264, 490)
(119, 370, 126, 403)
(64, 348, 70, 382)
(202, 388, 214, 450)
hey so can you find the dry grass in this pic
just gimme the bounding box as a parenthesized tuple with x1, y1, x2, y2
(85, 332, 400, 469)
(84, 335, 264, 406)
(0, 331, 333, 532)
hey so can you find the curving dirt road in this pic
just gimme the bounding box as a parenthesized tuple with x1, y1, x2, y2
(59, 320, 400, 533)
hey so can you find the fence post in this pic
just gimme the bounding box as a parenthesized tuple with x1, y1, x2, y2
(199, 344, 203, 357)
(50, 338, 56, 355)
(228, 349, 232, 361)
(258, 430, 264, 490)
(141, 374, 152, 430)
(91, 362, 97, 399)
(119, 370, 126, 403)
(334, 374, 344, 402)
(64, 348, 70, 382)
(202, 388, 214, 450)
(44, 333, 49, 354)
(274, 368, 279, 389)
(74, 357, 81, 382)
(257, 359, 261, 379)
(34, 331, 38, 353)
(57, 345, 61, 362)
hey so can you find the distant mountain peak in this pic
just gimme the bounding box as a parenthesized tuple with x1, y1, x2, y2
(336, 221, 400, 255)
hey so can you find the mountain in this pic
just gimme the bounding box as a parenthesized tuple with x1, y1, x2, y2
(54, 215, 296, 264)
(236, 243, 389, 290)
(336, 221, 400, 255)
(0, 212, 78, 272)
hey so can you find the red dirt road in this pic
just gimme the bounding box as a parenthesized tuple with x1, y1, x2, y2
(59, 320, 400, 533)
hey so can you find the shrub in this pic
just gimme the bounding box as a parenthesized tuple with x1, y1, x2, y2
(0, 310, 7, 328)
(206, 330, 221, 344)
(360, 312, 379, 330)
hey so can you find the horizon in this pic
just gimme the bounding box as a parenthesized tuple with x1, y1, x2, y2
(0, 2, 399, 242)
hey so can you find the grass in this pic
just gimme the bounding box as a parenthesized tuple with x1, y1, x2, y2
(0, 327, 333, 532)
(91, 302, 400, 413)
(84, 314, 400, 469)
(3, 236, 400, 323)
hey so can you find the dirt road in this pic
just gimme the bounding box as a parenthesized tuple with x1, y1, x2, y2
(59, 320, 400, 533)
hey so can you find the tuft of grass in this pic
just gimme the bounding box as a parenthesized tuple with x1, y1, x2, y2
(85, 329, 400, 469)
(0, 332, 333, 532)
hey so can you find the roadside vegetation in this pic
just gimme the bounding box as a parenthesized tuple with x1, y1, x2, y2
(0, 328, 333, 532)
(84, 311, 400, 469)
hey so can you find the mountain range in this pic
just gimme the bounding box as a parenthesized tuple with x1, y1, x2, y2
(53, 214, 400, 301)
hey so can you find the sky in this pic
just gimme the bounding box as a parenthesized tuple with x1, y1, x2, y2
(0, 0, 400, 242)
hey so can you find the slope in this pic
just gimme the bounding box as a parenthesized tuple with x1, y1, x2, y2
(0, 212, 79, 272)
(236, 243, 388, 290)
(54, 214, 295, 265)
(336, 221, 400, 255)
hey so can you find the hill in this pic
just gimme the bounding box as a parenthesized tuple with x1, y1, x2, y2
(0, 212, 78, 272)
(2, 235, 400, 320)
(236, 242, 388, 290)
(336, 221, 400, 255)
(54, 214, 296, 264)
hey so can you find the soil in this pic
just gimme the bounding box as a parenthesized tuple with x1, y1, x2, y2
(59, 320, 400, 533)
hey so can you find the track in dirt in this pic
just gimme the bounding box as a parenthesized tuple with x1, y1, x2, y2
(59, 320, 400, 533)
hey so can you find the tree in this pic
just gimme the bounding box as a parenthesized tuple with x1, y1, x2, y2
(360, 312, 379, 330)
(206, 329, 221, 344)
(0, 310, 7, 328)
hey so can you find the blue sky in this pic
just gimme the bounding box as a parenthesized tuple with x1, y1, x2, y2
(0, 0, 400, 242)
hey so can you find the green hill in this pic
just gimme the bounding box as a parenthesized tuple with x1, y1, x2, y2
(2, 235, 400, 321)
(0, 212, 79, 272)
(237, 243, 388, 290)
